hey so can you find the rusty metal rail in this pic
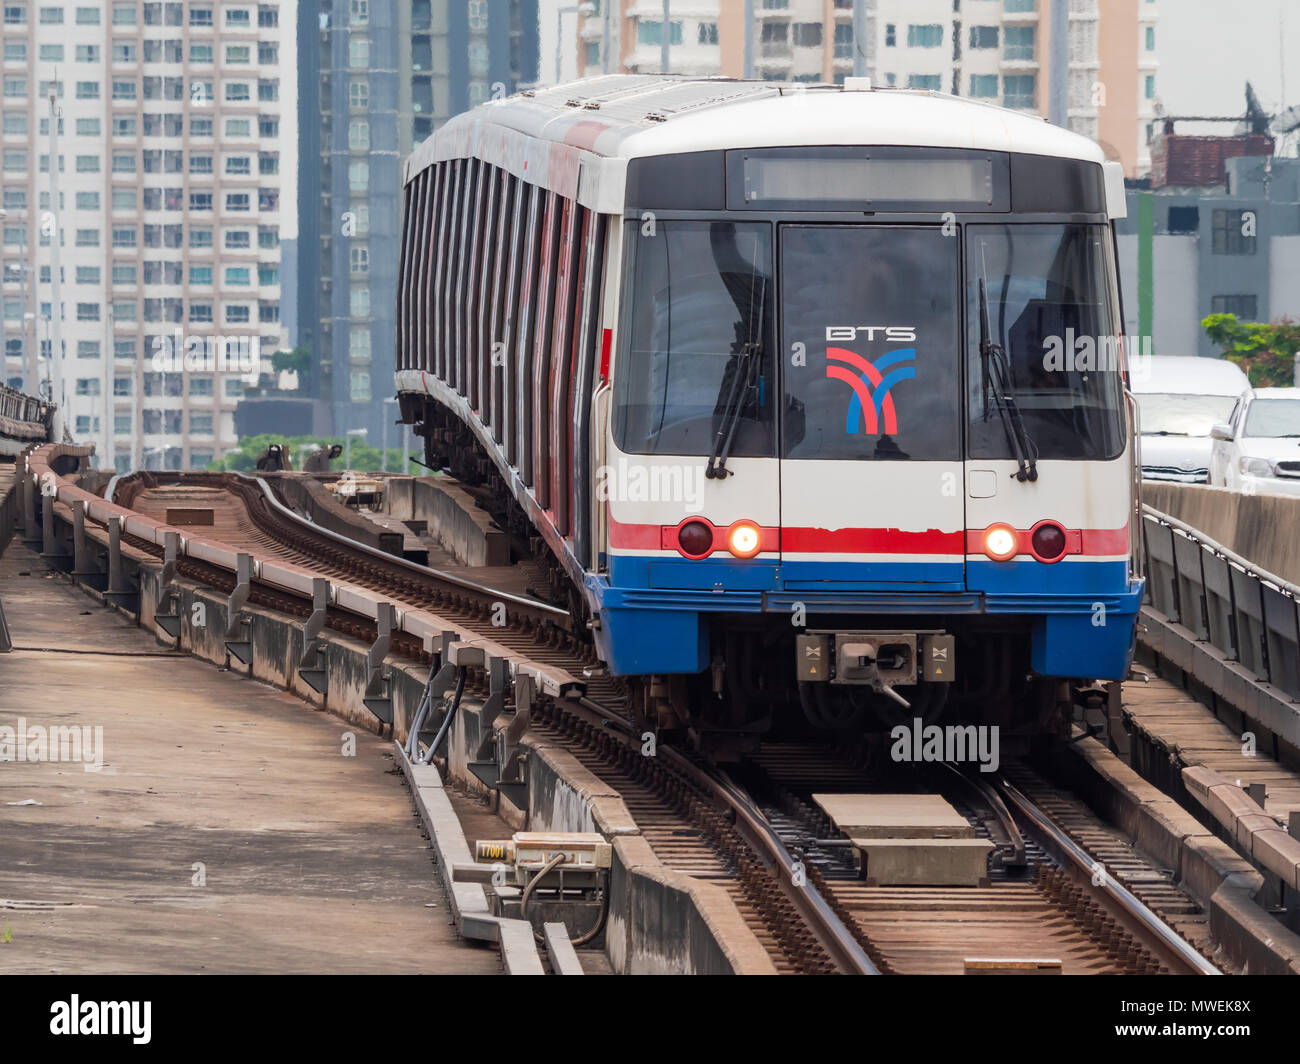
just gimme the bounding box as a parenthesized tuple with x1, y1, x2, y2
(994, 775, 1220, 975)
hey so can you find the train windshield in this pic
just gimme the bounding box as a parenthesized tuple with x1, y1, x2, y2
(614, 220, 775, 457)
(780, 225, 962, 461)
(966, 224, 1126, 461)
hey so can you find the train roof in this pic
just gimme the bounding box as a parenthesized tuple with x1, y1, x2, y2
(415, 74, 1104, 164)
(404, 74, 1118, 216)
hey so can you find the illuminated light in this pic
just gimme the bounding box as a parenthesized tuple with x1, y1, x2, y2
(1030, 522, 1067, 562)
(728, 521, 762, 559)
(983, 524, 1019, 562)
(677, 520, 713, 558)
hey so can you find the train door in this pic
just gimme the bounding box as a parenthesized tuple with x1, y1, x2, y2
(778, 225, 967, 590)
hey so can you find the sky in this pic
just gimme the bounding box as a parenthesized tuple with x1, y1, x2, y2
(1158, 0, 1300, 130)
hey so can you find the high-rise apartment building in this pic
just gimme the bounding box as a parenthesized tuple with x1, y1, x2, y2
(578, 0, 1158, 177)
(285, 0, 538, 448)
(0, 0, 298, 471)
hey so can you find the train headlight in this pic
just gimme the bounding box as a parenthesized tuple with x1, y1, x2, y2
(1030, 521, 1067, 563)
(727, 521, 762, 559)
(983, 523, 1019, 562)
(677, 520, 713, 558)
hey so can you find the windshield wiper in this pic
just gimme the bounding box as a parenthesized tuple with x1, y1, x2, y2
(706, 341, 761, 480)
(979, 278, 1038, 483)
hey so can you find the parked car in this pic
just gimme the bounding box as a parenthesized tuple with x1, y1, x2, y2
(1209, 387, 1300, 496)
(1131, 356, 1250, 482)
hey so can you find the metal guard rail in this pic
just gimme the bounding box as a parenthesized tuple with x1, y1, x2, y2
(20, 442, 583, 701)
(1141, 503, 1300, 703)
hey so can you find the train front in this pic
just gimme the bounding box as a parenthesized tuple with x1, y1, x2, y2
(587, 134, 1143, 745)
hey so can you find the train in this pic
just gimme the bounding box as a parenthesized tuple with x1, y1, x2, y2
(394, 75, 1144, 753)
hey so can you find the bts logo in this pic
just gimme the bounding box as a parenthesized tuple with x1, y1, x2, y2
(826, 347, 917, 435)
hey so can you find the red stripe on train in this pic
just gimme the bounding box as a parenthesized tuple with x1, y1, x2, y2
(607, 517, 1129, 557)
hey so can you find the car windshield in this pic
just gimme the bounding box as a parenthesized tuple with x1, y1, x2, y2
(1243, 398, 1300, 437)
(1137, 393, 1237, 437)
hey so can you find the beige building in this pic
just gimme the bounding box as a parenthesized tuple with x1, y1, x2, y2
(577, 0, 1157, 177)
(0, 0, 296, 472)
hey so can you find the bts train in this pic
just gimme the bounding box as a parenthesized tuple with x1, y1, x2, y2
(394, 75, 1144, 753)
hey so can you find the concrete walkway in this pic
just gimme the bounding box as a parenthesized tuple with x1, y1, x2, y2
(0, 543, 499, 974)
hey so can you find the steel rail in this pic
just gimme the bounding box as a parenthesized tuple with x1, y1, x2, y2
(574, 695, 879, 975)
(233, 471, 571, 622)
(994, 776, 1220, 976)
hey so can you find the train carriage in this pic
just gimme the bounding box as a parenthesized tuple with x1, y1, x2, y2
(395, 75, 1144, 748)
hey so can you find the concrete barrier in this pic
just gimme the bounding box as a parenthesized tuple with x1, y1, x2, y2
(403, 477, 508, 568)
(1145, 482, 1300, 585)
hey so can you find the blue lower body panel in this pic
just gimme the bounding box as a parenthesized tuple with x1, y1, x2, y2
(588, 557, 1144, 680)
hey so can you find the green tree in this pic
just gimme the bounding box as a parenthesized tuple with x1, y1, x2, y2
(1201, 314, 1299, 388)
(206, 434, 422, 474)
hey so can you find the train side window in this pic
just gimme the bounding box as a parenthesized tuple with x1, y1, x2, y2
(550, 201, 584, 534)
(466, 162, 490, 409)
(570, 209, 605, 564)
(425, 164, 444, 382)
(532, 192, 563, 502)
(415, 169, 436, 378)
(436, 161, 460, 380)
(406, 172, 423, 375)
(501, 175, 526, 461)
(489, 173, 515, 445)
(453, 159, 479, 392)
(397, 178, 412, 372)
(514, 183, 544, 482)
(477, 167, 501, 427)
(397, 180, 412, 373)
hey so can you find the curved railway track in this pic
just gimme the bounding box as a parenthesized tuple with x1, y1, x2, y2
(33, 455, 1220, 977)
(91, 467, 875, 974)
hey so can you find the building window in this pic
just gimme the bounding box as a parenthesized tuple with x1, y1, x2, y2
(970, 26, 998, 49)
(350, 287, 370, 317)
(906, 25, 942, 49)
(792, 23, 822, 47)
(969, 74, 999, 99)
(908, 74, 941, 91)
(349, 81, 369, 108)
(1145, 26, 1155, 51)
(350, 370, 371, 401)
(224, 305, 249, 324)
(1145, 75, 1155, 100)
(224, 266, 250, 286)
(1004, 26, 1035, 61)
(697, 22, 716, 46)
(884, 24, 895, 47)
(637, 19, 682, 46)
(76, 340, 100, 358)
(1003, 75, 1036, 109)
(348, 161, 369, 193)
(348, 120, 369, 150)
(349, 326, 370, 360)
(76, 377, 101, 395)
(225, 192, 250, 212)
(1211, 295, 1257, 319)
(1212, 210, 1257, 255)
(189, 412, 213, 434)
(225, 7, 249, 27)
(349, 38, 370, 67)
(1005, 0, 1035, 12)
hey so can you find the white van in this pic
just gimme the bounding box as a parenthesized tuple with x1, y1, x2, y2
(1131, 356, 1250, 482)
